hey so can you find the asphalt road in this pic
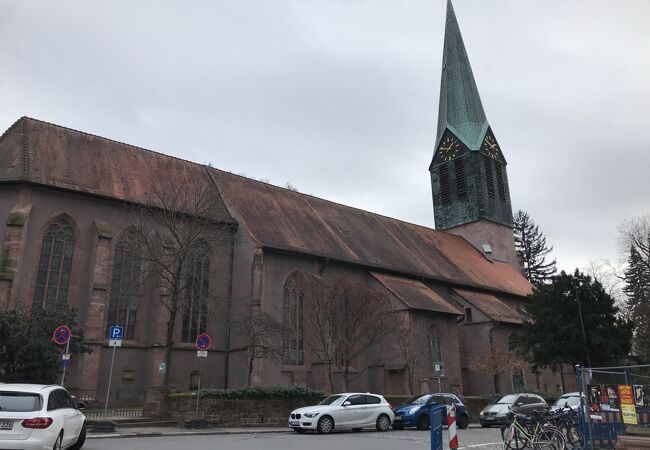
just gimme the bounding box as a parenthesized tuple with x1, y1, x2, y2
(85, 427, 504, 450)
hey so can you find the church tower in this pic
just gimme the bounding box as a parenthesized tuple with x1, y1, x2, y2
(430, 0, 518, 268)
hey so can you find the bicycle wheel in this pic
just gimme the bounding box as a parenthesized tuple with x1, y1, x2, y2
(503, 424, 528, 450)
(534, 427, 566, 450)
(561, 425, 583, 449)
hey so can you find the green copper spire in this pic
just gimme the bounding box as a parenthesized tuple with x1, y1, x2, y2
(436, 0, 489, 151)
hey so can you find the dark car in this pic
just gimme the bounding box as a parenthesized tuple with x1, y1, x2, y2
(393, 393, 470, 430)
(479, 393, 548, 427)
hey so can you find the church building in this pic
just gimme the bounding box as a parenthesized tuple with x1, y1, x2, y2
(0, 1, 566, 397)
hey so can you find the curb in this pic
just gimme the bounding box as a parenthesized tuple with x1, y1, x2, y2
(88, 428, 291, 440)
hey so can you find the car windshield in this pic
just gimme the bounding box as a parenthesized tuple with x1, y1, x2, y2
(405, 394, 433, 405)
(554, 396, 581, 407)
(0, 392, 42, 412)
(319, 395, 345, 406)
(497, 394, 520, 404)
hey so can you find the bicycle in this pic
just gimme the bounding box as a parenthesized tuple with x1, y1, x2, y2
(502, 410, 566, 450)
(543, 407, 583, 449)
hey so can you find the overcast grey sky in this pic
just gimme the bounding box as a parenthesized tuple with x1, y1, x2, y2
(1, 0, 649, 272)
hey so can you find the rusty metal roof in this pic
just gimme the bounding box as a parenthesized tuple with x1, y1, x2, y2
(0, 117, 233, 222)
(0, 117, 532, 298)
(371, 272, 462, 315)
(210, 169, 532, 297)
(452, 288, 525, 324)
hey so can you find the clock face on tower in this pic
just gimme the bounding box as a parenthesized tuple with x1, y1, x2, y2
(482, 133, 501, 159)
(436, 135, 463, 162)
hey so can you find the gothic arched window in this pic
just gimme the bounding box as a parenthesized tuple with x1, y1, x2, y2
(429, 324, 442, 363)
(283, 275, 303, 365)
(107, 231, 142, 340)
(181, 242, 210, 343)
(34, 217, 76, 308)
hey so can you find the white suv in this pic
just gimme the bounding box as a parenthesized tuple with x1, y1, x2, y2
(0, 384, 86, 450)
(289, 393, 394, 434)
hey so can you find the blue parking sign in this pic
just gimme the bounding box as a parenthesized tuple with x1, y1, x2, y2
(108, 325, 124, 340)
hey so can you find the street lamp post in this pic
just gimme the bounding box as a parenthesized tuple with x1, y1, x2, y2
(574, 277, 592, 368)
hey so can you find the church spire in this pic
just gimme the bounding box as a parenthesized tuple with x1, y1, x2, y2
(436, 0, 489, 151)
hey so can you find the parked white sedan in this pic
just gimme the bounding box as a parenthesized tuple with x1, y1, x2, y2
(0, 384, 86, 450)
(289, 393, 394, 434)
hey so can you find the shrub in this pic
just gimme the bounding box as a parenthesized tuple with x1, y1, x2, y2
(170, 385, 325, 400)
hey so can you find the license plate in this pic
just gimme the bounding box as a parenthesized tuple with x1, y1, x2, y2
(0, 421, 13, 430)
(290, 420, 299, 426)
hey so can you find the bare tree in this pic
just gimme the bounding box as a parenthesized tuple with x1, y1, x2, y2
(393, 313, 421, 395)
(302, 275, 391, 391)
(239, 310, 288, 386)
(468, 342, 526, 393)
(132, 179, 233, 387)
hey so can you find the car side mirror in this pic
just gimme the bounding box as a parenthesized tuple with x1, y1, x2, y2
(76, 402, 86, 410)
(343, 401, 351, 407)
(516, 402, 524, 407)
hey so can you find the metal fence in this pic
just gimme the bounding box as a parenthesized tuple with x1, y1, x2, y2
(576, 364, 650, 449)
(67, 386, 146, 419)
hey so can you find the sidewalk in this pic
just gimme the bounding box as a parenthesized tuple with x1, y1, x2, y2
(88, 423, 484, 440)
(88, 426, 290, 440)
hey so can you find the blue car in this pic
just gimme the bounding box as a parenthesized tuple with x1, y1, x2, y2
(392, 393, 470, 430)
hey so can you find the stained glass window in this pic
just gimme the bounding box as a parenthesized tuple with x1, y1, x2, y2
(34, 217, 75, 308)
(283, 275, 303, 365)
(181, 242, 210, 343)
(107, 231, 142, 340)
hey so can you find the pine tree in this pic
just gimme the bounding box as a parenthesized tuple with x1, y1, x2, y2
(623, 246, 650, 361)
(511, 270, 632, 373)
(513, 210, 557, 285)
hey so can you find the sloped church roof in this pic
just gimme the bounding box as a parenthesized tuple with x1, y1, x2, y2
(0, 117, 532, 299)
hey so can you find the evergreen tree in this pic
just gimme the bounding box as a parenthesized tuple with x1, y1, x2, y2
(513, 210, 557, 285)
(511, 270, 632, 375)
(0, 306, 89, 383)
(623, 246, 650, 361)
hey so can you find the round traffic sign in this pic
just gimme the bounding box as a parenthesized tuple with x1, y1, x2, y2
(53, 325, 71, 345)
(195, 332, 211, 351)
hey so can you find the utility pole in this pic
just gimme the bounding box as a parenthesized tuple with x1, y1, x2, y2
(574, 277, 592, 368)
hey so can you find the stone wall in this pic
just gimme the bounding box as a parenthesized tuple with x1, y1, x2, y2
(167, 394, 326, 427)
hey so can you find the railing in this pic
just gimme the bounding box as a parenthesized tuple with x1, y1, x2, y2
(67, 387, 146, 419)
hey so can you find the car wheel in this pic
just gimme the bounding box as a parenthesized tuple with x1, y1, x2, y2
(53, 433, 63, 450)
(417, 414, 430, 430)
(376, 414, 391, 432)
(457, 414, 469, 430)
(69, 423, 87, 450)
(317, 416, 334, 434)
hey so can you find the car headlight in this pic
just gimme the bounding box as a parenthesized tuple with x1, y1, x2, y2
(303, 412, 320, 418)
(408, 406, 421, 415)
(479, 411, 485, 416)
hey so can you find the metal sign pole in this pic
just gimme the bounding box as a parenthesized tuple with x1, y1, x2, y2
(195, 357, 204, 419)
(61, 339, 70, 386)
(104, 343, 117, 417)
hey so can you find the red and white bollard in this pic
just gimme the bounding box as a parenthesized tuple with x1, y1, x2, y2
(448, 404, 459, 449)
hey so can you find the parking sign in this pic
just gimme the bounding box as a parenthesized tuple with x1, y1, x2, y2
(108, 325, 124, 340)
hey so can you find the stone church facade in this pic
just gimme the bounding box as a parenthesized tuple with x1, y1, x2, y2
(0, 1, 568, 396)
